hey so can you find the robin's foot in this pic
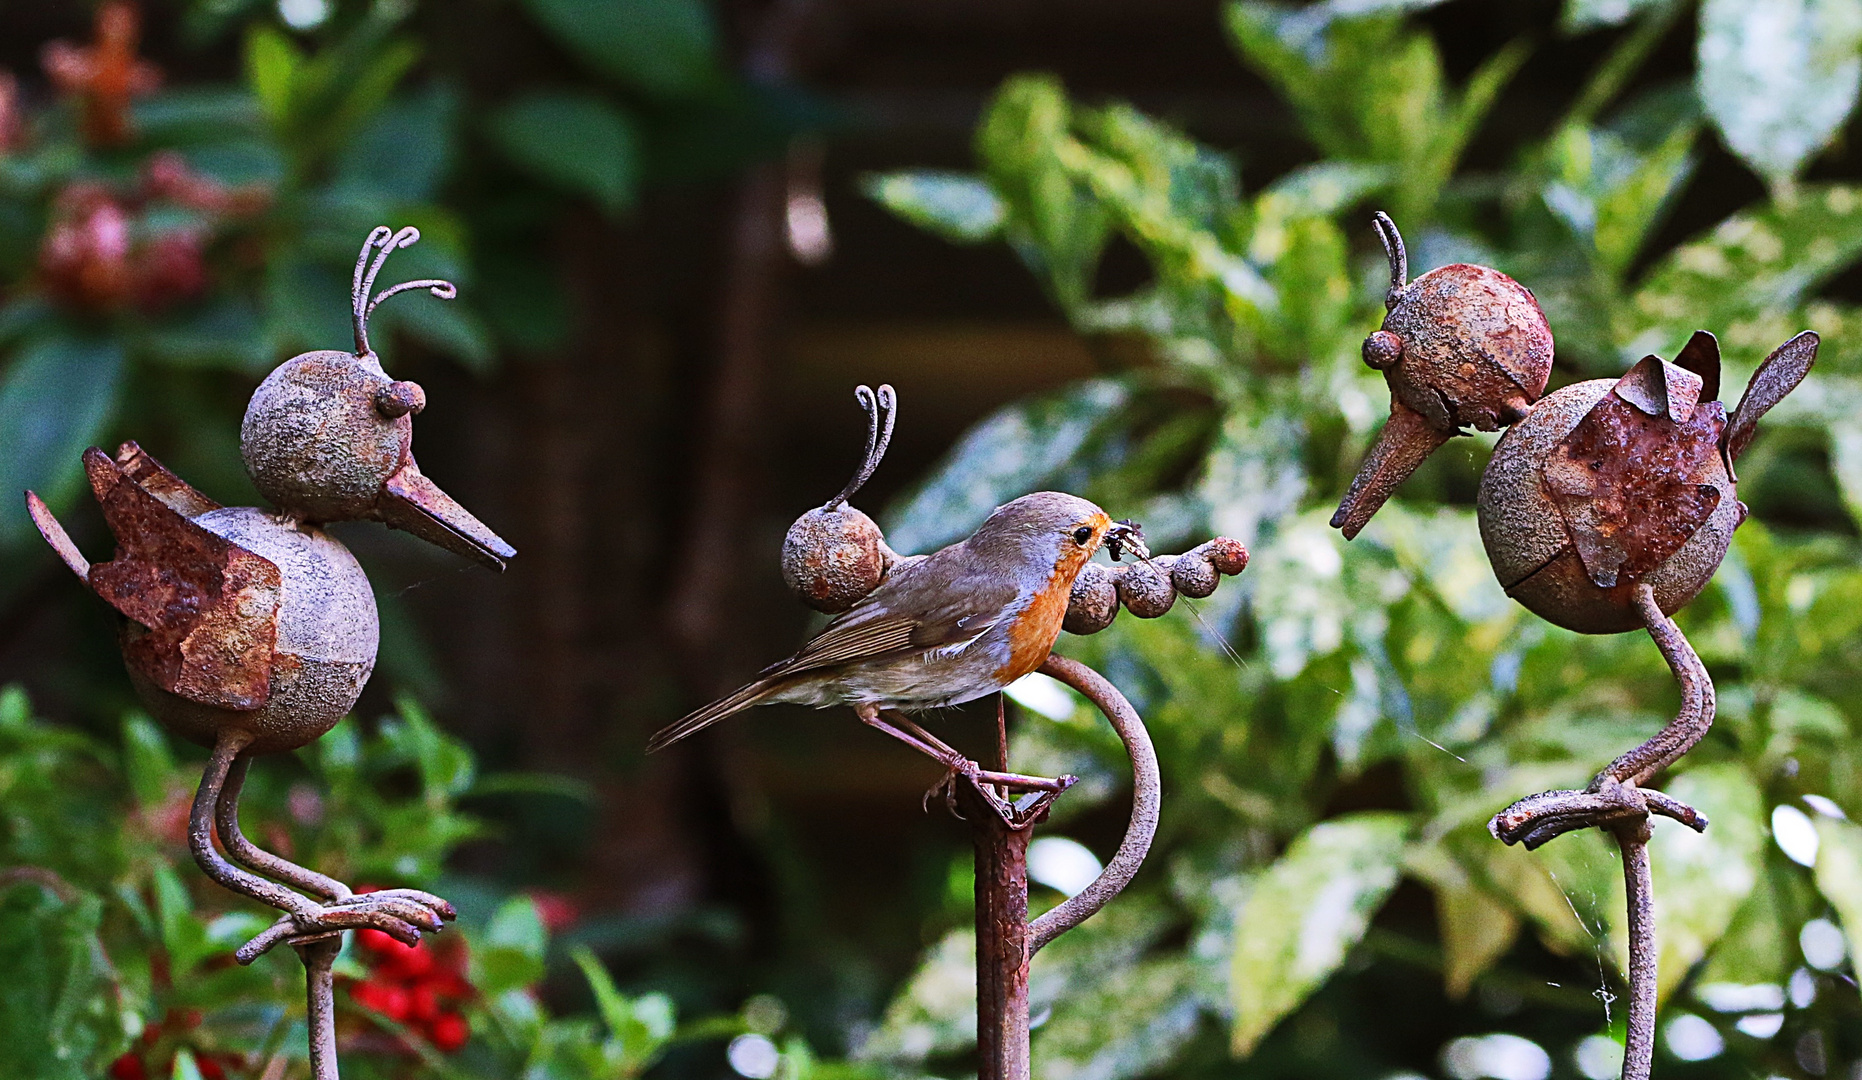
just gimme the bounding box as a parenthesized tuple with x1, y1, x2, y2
(1490, 774, 1707, 850)
(236, 889, 457, 964)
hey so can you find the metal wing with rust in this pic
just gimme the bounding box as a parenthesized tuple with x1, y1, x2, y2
(26, 442, 280, 710)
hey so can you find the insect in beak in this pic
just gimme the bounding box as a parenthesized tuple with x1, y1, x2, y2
(1106, 519, 1149, 562)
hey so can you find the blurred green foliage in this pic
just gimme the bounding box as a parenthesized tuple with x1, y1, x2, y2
(864, 0, 1862, 1077)
(0, 683, 837, 1080)
(0, 0, 822, 565)
(0, 0, 840, 1077)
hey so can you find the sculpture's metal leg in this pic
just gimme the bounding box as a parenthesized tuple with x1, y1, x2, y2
(1612, 820, 1657, 1080)
(1488, 584, 1713, 1080)
(1603, 587, 1716, 787)
(293, 933, 342, 1080)
(189, 732, 446, 965)
(962, 655, 1163, 1080)
(217, 756, 350, 899)
(190, 732, 332, 918)
(1490, 584, 1713, 849)
(216, 755, 456, 927)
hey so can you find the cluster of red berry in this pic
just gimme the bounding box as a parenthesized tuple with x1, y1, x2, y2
(347, 927, 473, 1053)
(37, 152, 267, 313)
(107, 1010, 240, 1080)
(0, 2, 269, 313)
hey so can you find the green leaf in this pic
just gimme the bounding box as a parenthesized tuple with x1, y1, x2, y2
(152, 862, 214, 980)
(1031, 957, 1201, 1080)
(383, 696, 475, 800)
(1812, 814, 1862, 967)
(853, 929, 975, 1065)
(244, 26, 301, 124)
(520, 0, 720, 98)
(1603, 764, 1765, 1000)
(1224, 0, 1506, 218)
(1626, 184, 1862, 358)
(334, 83, 459, 203)
(1699, 861, 1802, 986)
(1229, 812, 1410, 1057)
(471, 896, 547, 996)
(884, 379, 1129, 555)
(0, 334, 125, 547)
(976, 75, 1113, 306)
(862, 171, 1005, 243)
(1697, 0, 1862, 187)
(572, 946, 677, 1069)
(1437, 880, 1520, 1000)
(0, 881, 124, 1080)
(388, 293, 496, 373)
(486, 92, 640, 214)
(170, 1049, 205, 1080)
(1199, 408, 1309, 550)
(120, 714, 175, 810)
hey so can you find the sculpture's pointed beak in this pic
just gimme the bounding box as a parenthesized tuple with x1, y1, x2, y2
(1329, 399, 1453, 539)
(376, 457, 515, 571)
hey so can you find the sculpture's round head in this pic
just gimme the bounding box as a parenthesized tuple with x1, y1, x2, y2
(1331, 213, 1555, 539)
(239, 227, 513, 570)
(781, 384, 901, 612)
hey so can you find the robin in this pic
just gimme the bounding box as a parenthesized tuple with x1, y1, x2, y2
(649, 491, 1140, 780)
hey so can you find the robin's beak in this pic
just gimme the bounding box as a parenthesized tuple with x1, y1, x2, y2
(1106, 519, 1149, 562)
(1330, 399, 1452, 540)
(376, 456, 516, 571)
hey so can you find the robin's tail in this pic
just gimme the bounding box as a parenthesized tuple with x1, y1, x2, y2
(646, 677, 782, 753)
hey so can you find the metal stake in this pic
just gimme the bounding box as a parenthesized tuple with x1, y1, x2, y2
(293, 932, 343, 1080)
(962, 654, 1162, 1080)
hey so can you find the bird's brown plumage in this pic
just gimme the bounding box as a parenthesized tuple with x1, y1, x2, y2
(647, 491, 1111, 752)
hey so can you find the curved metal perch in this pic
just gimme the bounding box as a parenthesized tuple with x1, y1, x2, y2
(1490, 583, 1715, 1080)
(1029, 654, 1160, 954)
(957, 653, 1161, 1080)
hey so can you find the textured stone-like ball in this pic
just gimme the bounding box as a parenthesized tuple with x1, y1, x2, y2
(1116, 559, 1176, 619)
(1380, 263, 1554, 432)
(1063, 562, 1119, 635)
(781, 504, 895, 614)
(128, 507, 379, 753)
(1477, 380, 1740, 634)
(242, 350, 413, 522)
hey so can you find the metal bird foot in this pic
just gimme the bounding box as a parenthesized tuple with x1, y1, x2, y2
(1489, 774, 1707, 851)
(238, 889, 459, 964)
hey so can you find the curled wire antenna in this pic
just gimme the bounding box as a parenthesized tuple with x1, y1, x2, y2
(1371, 211, 1407, 310)
(824, 383, 897, 511)
(351, 225, 458, 357)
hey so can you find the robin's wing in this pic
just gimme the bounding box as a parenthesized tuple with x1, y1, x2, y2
(772, 558, 1020, 679)
(646, 557, 1020, 754)
(82, 447, 280, 711)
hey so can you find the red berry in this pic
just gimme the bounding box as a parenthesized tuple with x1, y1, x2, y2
(408, 984, 439, 1023)
(109, 1053, 146, 1080)
(356, 928, 401, 954)
(429, 1013, 469, 1053)
(430, 971, 473, 1000)
(352, 980, 413, 1022)
(196, 1055, 226, 1080)
(527, 890, 580, 933)
(381, 943, 434, 981)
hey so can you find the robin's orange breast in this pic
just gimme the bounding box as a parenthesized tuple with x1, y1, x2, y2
(996, 564, 1078, 683)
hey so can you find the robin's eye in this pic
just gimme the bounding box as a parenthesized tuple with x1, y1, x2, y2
(1072, 526, 1094, 546)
